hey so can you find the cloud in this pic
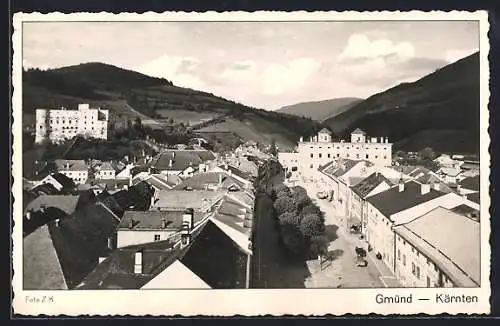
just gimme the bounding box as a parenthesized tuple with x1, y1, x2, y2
(339, 34, 415, 61)
(261, 58, 320, 96)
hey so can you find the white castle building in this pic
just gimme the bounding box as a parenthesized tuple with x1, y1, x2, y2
(279, 128, 393, 176)
(35, 103, 109, 144)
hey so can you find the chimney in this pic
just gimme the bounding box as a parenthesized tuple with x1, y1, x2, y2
(107, 237, 113, 250)
(183, 208, 195, 230)
(129, 175, 133, 187)
(457, 184, 462, 194)
(129, 218, 134, 229)
(421, 182, 431, 195)
(98, 257, 107, 264)
(169, 159, 173, 167)
(134, 251, 143, 274)
(224, 163, 228, 170)
(172, 152, 176, 159)
(432, 182, 440, 191)
(65, 162, 70, 169)
(299, 136, 303, 142)
(398, 180, 405, 192)
(55, 219, 60, 227)
(161, 218, 168, 229)
(218, 173, 223, 186)
(40, 204, 47, 213)
(385, 137, 389, 143)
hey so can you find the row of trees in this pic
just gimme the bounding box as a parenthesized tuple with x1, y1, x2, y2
(271, 184, 329, 258)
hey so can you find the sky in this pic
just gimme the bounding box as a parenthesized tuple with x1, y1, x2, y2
(22, 21, 479, 110)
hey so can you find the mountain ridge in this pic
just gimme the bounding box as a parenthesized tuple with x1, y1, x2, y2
(276, 97, 363, 122)
(323, 52, 480, 154)
(22, 62, 321, 151)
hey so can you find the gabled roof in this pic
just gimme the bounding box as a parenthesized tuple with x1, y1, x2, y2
(451, 204, 480, 222)
(151, 150, 215, 171)
(218, 164, 252, 181)
(23, 224, 68, 290)
(100, 161, 115, 171)
(351, 172, 391, 198)
(47, 202, 121, 288)
(393, 207, 479, 287)
(118, 210, 208, 231)
(54, 159, 88, 171)
(30, 183, 61, 195)
(151, 190, 225, 212)
(50, 173, 76, 189)
(466, 192, 480, 205)
(173, 172, 245, 191)
(321, 159, 359, 178)
(366, 180, 446, 217)
(179, 220, 248, 289)
(459, 175, 480, 191)
(438, 167, 462, 177)
(351, 128, 366, 135)
(24, 195, 81, 215)
(77, 218, 247, 289)
(318, 128, 332, 135)
(75, 238, 179, 289)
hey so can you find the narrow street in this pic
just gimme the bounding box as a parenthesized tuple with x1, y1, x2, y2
(251, 193, 311, 288)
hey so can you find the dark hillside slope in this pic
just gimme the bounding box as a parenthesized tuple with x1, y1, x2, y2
(22, 63, 320, 149)
(277, 97, 363, 122)
(324, 53, 480, 154)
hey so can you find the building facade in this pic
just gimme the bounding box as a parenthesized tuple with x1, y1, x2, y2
(35, 103, 109, 144)
(279, 128, 392, 179)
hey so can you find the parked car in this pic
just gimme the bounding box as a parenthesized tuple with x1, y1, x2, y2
(316, 191, 328, 199)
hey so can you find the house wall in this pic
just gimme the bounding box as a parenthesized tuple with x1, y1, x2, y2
(365, 204, 395, 269)
(117, 229, 178, 248)
(35, 106, 109, 144)
(394, 234, 455, 288)
(59, 169, 88, 185)
(96, 169, 115, 180)
(295, 135, 392, 176)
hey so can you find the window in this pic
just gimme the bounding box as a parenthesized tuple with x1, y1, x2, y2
(346, 154, 349, 158)
(154, 234, 161, 241)
(416, 267, 421, 279)
(411, 247, 414, 253)
(319, 153, 322, 158)
(356, 154, 359, 159)
(310, 153, 314, 158)
(375, 155, 378, 159)
(328, 153, 331, 158)
(403, 255, 406, 266)
(416, 251, 420, 257)
(412, 262, 416, 275)
(310, 164, 314, 169)
(366, 154, 369, 159)
(397, 249, 401, 261)
(383, 156, 387, 159)
(337, 154, 340, 157)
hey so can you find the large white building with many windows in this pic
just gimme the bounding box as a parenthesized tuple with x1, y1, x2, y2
(35, 103, 109, 144)
(279, 128, 392, 178)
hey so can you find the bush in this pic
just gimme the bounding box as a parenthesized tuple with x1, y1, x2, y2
(300, 213, 325, 238)
(280, 223, 305, 256)
(278, 211, 302, 226)
(301, 204, 322, 216)
(309, 235, 329, 256)
(273, 196, 296, 215)
(275, 184, 292, 198)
